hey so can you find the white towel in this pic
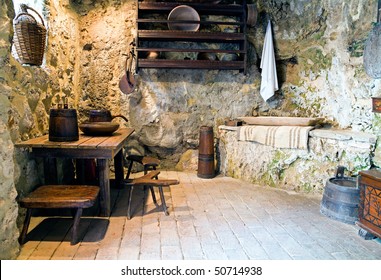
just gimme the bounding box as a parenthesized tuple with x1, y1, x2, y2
(260, 21, 278, 102)
(237, 125, 314, 150)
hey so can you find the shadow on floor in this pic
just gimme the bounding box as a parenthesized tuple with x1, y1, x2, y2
(24, 217, 109, 243)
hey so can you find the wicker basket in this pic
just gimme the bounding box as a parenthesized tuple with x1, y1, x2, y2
(13, 4, 47, 66)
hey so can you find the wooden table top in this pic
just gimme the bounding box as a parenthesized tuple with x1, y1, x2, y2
(15, 128, 135, 151)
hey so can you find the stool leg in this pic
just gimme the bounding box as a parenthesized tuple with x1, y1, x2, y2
(153, 166, 158, 179)
(71, 208, 83, 245)
(148, 166, 158, 204)
(150, 186, 158, 206)
(126, 160, 134, 180)
(158, 186, 169, 216)
(19, 209, 33, 245)
(127, 186, 134, 220)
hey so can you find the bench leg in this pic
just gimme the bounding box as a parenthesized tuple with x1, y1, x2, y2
(19, 209, 33, 245)
(71, 208, 83, 245)
(158, 186, 169, 216)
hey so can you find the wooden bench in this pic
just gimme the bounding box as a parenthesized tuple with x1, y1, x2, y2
(123, 170, 179, 219)
(19, 185, 99, 245)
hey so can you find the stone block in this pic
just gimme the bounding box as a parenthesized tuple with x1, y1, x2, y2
(218, 126, 375, 193)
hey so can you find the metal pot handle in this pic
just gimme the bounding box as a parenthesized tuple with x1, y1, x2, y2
(111, 115, 128, 123)
(335, 166, 345, 179)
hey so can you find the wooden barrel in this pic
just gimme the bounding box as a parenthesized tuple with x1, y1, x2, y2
(49, 109, 79, 142)
(197, 126, 215, 179)
(320, 177, 359, 224)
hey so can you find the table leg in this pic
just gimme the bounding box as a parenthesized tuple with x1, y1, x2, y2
(114, 150, 124, 188)
(97, 159, 110, 217)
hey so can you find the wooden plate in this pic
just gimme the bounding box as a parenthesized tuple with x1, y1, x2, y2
(168, 5, 200, 31)
(238, 116, 324, 126)
(79, 122, 119, 136)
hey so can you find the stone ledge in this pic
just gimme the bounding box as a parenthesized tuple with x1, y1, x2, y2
(309, 128, 377, 143)
(219, 125, 377, 144)
(219, 125, 239, 131)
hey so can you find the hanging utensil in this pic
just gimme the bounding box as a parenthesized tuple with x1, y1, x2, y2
(119, 42, 137, 94)
(364, 0, 381, 79)
(247, 4, 258, 27)
(126, 46, 136, 90)
(119, 55, 131, 94)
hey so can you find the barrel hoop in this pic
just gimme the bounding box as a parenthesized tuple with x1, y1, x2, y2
(322, 194, 359, 208)
(327, 177, 358, 192)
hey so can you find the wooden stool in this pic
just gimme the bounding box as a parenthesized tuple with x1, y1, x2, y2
(125, 155, 160, 205)
(123, 170, 179, 219)
(19, 185, 99, 245)
(125, 155, 160, 178)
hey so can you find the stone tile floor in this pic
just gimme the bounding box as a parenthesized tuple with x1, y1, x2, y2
(17, 171, 381, 260)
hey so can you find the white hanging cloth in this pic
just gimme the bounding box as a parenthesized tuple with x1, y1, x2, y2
(260, 20, 278, 102)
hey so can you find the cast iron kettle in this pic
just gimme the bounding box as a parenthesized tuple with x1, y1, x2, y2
(88, 109, 128, 123)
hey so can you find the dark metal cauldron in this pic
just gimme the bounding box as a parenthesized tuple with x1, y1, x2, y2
(88, 109, 128, 123)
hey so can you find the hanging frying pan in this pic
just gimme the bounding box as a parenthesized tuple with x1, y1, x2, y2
(119, 55, 131, 94)
(119, 46, 136, 94)
(364, 0, 381, 79)
(127, 48, 136, 88)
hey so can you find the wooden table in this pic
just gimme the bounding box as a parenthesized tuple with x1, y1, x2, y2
(15, 128, 134, 216)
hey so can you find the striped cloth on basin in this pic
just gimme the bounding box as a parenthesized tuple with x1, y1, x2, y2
(237, 125, 314, 150)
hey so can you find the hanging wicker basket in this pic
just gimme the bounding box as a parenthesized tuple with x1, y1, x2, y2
(13, 4, 47, 66)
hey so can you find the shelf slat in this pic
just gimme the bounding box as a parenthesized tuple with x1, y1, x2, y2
(138, 30, 245, 42)
(138, 2, 244, 15)
(137, 1, 247, 73)
(137, 59, 245, 70)
(137, 47, 244, 54)
(137, 19, 244, 26)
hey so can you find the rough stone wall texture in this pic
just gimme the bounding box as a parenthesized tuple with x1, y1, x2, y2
(250, 0, 381, 133)
(71, 0, 261, 168)
(1, 0, 381, 259)
(215, 0, 381, 193)
(0, 0, 81, 259)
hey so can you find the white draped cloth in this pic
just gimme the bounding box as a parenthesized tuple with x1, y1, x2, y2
(260, 20, 278, 102)
(237, 125, 314, 150)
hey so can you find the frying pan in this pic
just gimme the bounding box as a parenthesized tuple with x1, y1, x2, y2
(119, 46, 136, 94)
(364, 0, 381, 79)
(247, 4, 258, 27)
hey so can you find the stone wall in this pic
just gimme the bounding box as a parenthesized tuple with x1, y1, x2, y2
(0, 0, 82, 259)
(72, 0, 262, 168)
(1, 0, 381, 259)
(124, 0, 381, 168)
(250, 0, 380, 132)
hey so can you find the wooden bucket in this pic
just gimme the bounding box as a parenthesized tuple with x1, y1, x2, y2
(49, 109, 79, 142)
(197, 126, 215, 179)
(320, 175, 359, 224)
